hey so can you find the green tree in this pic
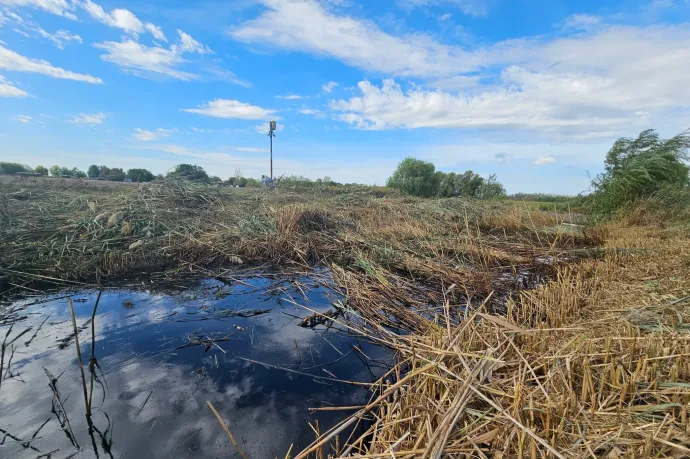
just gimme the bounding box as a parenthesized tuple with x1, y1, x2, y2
(126, 168, 154, 182)
(386, 157, 439, 197)
(169, 164, 209, 182)
(107, 168, 126, 181)
(98, 165, 111, 178)
(591, 129, 690, 214)
(87, 165, 100, 178)
(0, 162, 30, 175)
(49, 165, 60, 176)
(34, 165, 48, 175)
(457, 171, 484, 197)
(72, 168, 87, 179)
(476, 174, 506, 199)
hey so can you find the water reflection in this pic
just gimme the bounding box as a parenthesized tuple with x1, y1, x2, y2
(0, 275, 391, 458)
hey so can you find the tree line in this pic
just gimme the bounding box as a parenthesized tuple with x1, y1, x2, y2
(386, 157, 506, 199)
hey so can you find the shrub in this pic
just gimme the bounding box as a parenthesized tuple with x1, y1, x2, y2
(589, 129, 690, 216)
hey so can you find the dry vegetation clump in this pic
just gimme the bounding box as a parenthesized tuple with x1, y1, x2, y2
(297, 223, 690, 458)
(0, 179, 595, 303)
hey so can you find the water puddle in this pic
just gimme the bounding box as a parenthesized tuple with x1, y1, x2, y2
(0, 274, 391, 458)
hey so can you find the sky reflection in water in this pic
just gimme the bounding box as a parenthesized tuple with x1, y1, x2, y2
(0, 275, 391, 459)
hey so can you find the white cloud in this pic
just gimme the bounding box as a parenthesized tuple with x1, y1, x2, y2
(2, 9, 81, 48)
(0, 74, 28, 97)
(70, 112, 107, 125)
(276, 94, 303, 100)
(440, 13, 452, 21)
(328, 22, 690, 139)
(80, 0, 166, 41)
(12, 114, 32, 122)
(0, 43, 102, 83)
(322, 81, 338, 93)
(206, 66, 252, 88)
(190, 127, 215, 133)
(42, 29, 82, 49)
(171, 29, 212, 54)
(133, 128, 176, 141)
(94, 31, 212, 80)
(0, 0, 77, 20)
(298, 107, 325, 118)
(533, 156, 557, 165)
(230, 0, 502, 77)
(182, 99, 277, 120)
(145, 23, 167, 42)
(94, 39, 196, 80)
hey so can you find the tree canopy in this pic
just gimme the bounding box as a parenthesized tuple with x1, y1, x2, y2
(0, 162, 31, 175)
(168, 164, 209, 182)
(386, 157, 439, 197)
(34, 165, 48, 175)
(126, 168, 155, 182)
(386, 157, 506, 199)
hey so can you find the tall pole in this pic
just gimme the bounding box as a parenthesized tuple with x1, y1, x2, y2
(270, 131, 273, 179)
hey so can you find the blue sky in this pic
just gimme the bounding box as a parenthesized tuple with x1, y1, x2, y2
(1, 0, 690, 194)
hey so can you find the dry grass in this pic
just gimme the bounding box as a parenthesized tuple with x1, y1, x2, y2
(297, 223, 690, 458)
(0, 178, 594, 308)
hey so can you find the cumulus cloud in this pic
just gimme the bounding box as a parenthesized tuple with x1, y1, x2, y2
(0, 74, 28, 97)
(229, 0, 690, 144)
(133, 128, 176, 141)
(70, 112, 107, 125)
(182, 99, 277, 120)
(0, 43, 102, 83)
(533, 156, 557, 165)
(0, 0, 77, 20)
(329, 19, 690, 139)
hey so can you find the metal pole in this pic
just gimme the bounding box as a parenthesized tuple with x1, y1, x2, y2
(270, 131, 273, 179)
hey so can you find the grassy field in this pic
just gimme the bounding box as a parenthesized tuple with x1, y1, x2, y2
(2, 178, 688, 457)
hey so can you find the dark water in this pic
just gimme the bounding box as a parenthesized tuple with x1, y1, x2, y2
(0, 274, 391, 459)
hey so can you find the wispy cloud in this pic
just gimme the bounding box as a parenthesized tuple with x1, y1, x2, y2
(0, 0, 77, 20)
(0, 43, 102, 83)
(133, 128, 176, 141)
(532, 156, 556, 165)
(12, 114, 33, 123)
(276, 94, 303, 100)
(0, 74, 28, 97)
(94, 30, 213, 81)
(322, 81, 338, 93)
(298, 107, 325, 119)
(183, 99, 277, 120)
(70, 112, 107, 125)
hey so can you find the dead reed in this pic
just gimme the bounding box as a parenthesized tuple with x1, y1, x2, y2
(297, 223, 690, 458)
